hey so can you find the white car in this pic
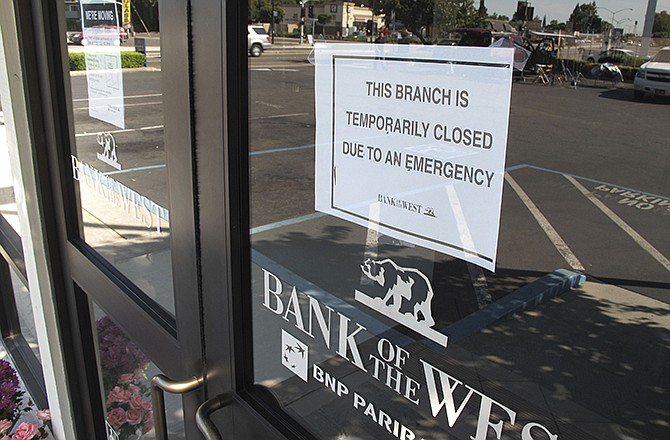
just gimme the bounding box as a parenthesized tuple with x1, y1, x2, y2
(634, 47, 670, 100)
(585, 48, 637, 63)
(248, 25, 271, 57)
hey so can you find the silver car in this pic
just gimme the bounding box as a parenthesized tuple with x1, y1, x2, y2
(248, 25, 271, 57)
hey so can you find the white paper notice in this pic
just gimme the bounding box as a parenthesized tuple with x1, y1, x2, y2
(80, 0, 125, 129)
(314, 43, 514, 271)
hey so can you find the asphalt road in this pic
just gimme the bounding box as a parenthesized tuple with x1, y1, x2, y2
(69, 45, 670, 305)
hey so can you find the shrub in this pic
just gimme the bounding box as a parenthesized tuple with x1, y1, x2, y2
(69, 52, 86, 70)
(68, 51, 146, 71)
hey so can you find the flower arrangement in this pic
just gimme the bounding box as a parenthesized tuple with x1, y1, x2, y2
(96, 317, 153, 439)
(0, 359, 50, 440)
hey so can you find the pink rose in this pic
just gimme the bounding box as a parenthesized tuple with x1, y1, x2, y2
(36, 410, 51, 422)
(0, 420, 12, 434)
(126, 408, 144, 426)
(117, 374, 134, 384)
(128, 394, 146, 411)
(127, 385, 140, 395)
(11, 423, 38, 440)
(107, 408, 127, 430)
(107, 386, 132, 404)
(142, 411, 154, 434)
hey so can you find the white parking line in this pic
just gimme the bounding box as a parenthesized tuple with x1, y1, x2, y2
(75, 101, 162, 110)
(75, 125, 163, 137)
(505, 173, 585, 272)
(249, 112, 308, 121)
(566, 175, 670, 272)
(445, 185, 492, 307)
(73, 93, 163, 102)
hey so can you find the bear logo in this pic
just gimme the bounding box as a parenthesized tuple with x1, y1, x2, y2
(359, 258, 435, 328)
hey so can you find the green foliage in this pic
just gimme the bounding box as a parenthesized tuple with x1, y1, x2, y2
(317, 13, 331, 25)
(69, 51, 146, 71)
(374, 0, 483, 44)
(568, 2, 603, 33)
(121, 51, 146, 68)
(250, 0, 284, 23)
(653, 11, 670, 38)
(69, 52, 86, 71)
(488, 12, 510, 21)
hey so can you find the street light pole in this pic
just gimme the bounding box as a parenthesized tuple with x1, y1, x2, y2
(597, 7, 633, 50)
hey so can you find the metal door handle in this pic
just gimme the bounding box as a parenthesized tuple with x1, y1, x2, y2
(195, 394, 231, 440)
(150, 374, 203, 440)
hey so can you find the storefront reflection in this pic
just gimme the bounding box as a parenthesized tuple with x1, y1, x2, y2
(248, 23, 669, 440)
(94, 312, 184, 439)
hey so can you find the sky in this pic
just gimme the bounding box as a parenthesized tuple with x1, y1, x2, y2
(484, 0, 670, 34)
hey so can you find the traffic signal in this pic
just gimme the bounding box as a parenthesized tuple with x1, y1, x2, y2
(300, 6, 305, 18)
(308, 5, 314, 18)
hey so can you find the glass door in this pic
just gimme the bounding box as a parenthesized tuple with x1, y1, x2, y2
(199, 1, 670, 440)
(47, 0, 205, 437)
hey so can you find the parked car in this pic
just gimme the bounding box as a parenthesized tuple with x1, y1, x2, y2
(67, 26, 128, 46)
(248, 25, 271, 57)
(585, 48, 636, 63)
(66, 31, 84, 45)
(633, 47, 670, 100)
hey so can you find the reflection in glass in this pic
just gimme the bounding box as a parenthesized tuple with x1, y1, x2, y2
(10, 271, 40, 361)
(248, 1, 669, 439)
(93, 310, 185, 439)
(96, 316, 154, 439)
(68, 0, 174, 314)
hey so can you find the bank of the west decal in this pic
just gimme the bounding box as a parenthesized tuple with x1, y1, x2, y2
(355, 258, 448, 347)
(314, 43, 514, 271)
(261, 266, 561, 440)
(96, 131, 122, 170)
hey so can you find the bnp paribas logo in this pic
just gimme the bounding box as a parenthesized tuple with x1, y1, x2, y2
(281, 330, 309, 382)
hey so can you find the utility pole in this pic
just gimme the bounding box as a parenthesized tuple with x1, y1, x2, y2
(640, 0, 657, 58)
(271, 0, 275, 44)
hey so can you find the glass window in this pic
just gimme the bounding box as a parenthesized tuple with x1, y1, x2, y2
(92, 305, 185, 439)
(67, 0, 174, 314)
(248, 1, 670, 439)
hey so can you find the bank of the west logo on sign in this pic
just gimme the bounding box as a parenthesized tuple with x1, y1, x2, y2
(96, 132, 122, 170)
(355, 259, 448, 347)
(281, 330, 309, 381)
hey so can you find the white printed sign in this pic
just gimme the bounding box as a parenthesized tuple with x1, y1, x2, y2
(80, 0, 125, 129)
(315, 43, 514, 271)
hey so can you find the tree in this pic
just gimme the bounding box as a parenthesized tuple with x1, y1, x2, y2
(374, 0, 484, 44)
(568, 2, 603, 33)
(488, 13, 510, 22)
(249, 0, 284, 23)
(653, 10, 670, 37)
(131, 0, 159, 32)
(316, 13, 331, 34)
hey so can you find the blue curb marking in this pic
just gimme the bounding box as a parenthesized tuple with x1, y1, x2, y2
(440, 268, 586, 346)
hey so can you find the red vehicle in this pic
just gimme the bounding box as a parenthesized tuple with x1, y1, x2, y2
(67, 26, 128, 46)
